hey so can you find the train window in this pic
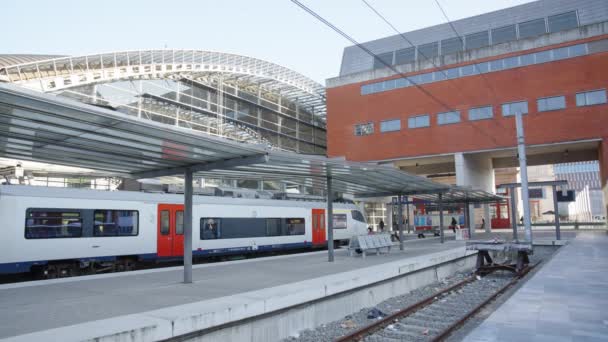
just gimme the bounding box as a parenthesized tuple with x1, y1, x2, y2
(285, 218, 305, 235)
(93, 210, 139, 236)
(176, 211, 184, 235)
(201, 218, 220, 239)
(200, 217, 305, 239)
(25, 210, 82, 239)
(333, 214, 347, 229)
(351, 210, 366, 223)
(160, 210, 170, 235)
(266, 218, 282, 236)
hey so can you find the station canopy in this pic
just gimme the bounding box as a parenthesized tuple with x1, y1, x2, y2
(0, 83, 500, 201)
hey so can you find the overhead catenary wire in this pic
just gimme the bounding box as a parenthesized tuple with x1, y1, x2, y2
(291, 0, 504, 146)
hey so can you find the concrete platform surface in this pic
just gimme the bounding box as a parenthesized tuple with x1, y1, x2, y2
(0, 238, 473, 341)
(466, 231, 608, 342)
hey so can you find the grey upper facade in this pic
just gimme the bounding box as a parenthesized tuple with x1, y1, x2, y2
(338, 0, 608, 77)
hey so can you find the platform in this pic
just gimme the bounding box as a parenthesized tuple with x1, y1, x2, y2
(466, 231, 608, 341)
(0, 238, 475, 341)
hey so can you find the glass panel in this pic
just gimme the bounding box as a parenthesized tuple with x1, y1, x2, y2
(475, 62, 490, 73)
(569, 44, 586, 57)
(441, 37, 463, 55)
(437, 111, 461, 125)
(503, 56, 519, 69)
(465, 31, 490, 50)
(374, 51, 394, 68)
(446, 67, 459, 79)
(518, 18, 546, 39)
(577, 90, 607, 106)
(200, 218, 220, 239)
(333, 214, 348, 229)
(460, 64, 477, 76)
(418, 42, 439, 59)
(492, 25, 517, 44)
(351, 210, 366, 223)
(25, 210, 82, 239)
(160, 210, 170, 235)
(553, 47, 569, 60)
(468, 106, 493, 121)
(434, 70, 447, 81)
(535, 50, 551, 63)
(176, 211, 184, 235)
(538, 96, 565, 111)
(490, 59, 503, 71)
(395, 47, 416, 65)
(395, 77, 409, 88)
(94, 210, 139, 236)
(502, 101, 528, 116)
(419, 72, 433, 83)
(548, 11, 578, 33)
(520, 53, 535, 66)
(380, 119, 401, 132)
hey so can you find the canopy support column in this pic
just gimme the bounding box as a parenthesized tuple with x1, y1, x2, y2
(398, 194, 404, 250)
(184, 168, 193, 284)
(510, 187, 518, 242)
(516, 112, 533, 244)
(552, 184, 561, 240)
(406, 196, 411, 234)
(327, 175, 334, 262)
(439, 193, 444, 244)
(465, 201, 472, 239)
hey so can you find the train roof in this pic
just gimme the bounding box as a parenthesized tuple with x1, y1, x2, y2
(0, 185, 357, 209)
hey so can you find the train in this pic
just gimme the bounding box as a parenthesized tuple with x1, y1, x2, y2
(0, 185, 368, 278)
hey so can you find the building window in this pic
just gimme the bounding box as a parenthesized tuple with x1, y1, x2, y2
(465, 31, 490, 50)
(380, 119, 401, 132)
(548, 11, 578, 33)
(502, 101, 528, 116)
(373, 51, 394, 69)
(576, 90, 607, 107)
(408, 115, 430, 128)
(491, 25, 517, 45)
(537, 95, 566, 112)
(418, 42, 439, 60)
(437, 111, 461, 125)
(354, 122, 374, 136)
(395, 47, 416, 65)
(518, 18, 546, 39)
(468, 106, 493, 121)
(441, 37, 463, 55)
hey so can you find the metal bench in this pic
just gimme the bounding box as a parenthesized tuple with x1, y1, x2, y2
(466, 240, 533, 274)
(348, 234, 393, 258)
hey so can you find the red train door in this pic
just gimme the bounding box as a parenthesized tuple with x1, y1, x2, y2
(157, 204, 185, 257)
(311, 209, 326, 245)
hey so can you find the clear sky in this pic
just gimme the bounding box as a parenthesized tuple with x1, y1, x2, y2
(2, 0, 535, 84)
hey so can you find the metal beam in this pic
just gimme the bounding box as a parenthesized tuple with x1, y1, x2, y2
(497, 180, 568, 188)
(510, 189, 518, 241)
(327, 175, 334, 262)
(398, 193, 404, 251)
(184, 168, 193, 284)
(552, 184, 561, 240)
(132, 154, 269, 179)
(439, 193, 444, 244)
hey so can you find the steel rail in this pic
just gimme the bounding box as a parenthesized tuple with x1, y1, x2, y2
(431, 260, 541, 341)
(336, 261, 541, 342)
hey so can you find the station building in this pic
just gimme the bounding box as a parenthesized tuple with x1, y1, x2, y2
(0, 51, 327, 195)
(326, 0, 608, 226)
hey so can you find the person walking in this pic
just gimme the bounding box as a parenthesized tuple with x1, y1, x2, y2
(379, 219, 385, 233)
(451, 217, 458, 233)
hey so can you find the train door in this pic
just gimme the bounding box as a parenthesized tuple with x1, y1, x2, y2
(157, 204, 185, 257)
(311, 209, 326, 245)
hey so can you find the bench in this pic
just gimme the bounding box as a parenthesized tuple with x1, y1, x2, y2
(348, 234, 393, 258)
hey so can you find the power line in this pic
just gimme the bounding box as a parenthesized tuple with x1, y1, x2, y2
(291, 0, 503, 146)
(290, 0, 457, 114)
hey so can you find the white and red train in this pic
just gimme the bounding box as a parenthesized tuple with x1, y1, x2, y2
(0, 185, 367, 277)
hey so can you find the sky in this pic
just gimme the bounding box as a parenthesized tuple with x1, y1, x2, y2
(2, 0, 535, 84)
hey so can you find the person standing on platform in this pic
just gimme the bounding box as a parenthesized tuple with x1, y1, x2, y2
(481, 217, 486, 231)
(379, 219, 385, 233)
(451, 217, 458, 233)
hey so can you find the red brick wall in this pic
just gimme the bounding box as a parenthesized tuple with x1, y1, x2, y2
(327, 35, 608, 163)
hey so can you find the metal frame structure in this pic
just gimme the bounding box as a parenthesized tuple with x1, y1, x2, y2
(498, 180, 568, 241)
(0, 50, 327, 155)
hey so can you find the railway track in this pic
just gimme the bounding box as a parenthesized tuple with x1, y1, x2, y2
(336, 262, 539, 342)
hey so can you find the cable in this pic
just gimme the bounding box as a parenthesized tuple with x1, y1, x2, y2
(291, 0, 503, 146)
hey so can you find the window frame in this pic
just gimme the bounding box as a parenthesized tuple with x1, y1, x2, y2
(408, 114, 430, 129)
(380, 119, 401, 133)
(354, 122, 374, 136)
(437, 111, 461, 126)
(24, 208, 83, 239)
(501, 100, 529, 117)
(468, 105, 494, 121)
(93, 209, 139, 237)
(575, 89, 607, 107)
(537, 95, 566, 112)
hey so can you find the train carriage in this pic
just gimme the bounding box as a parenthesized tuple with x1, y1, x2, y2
(0, 185, 367, 277)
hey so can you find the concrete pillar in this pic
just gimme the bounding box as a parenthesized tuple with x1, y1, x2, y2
(398, 194, 404, 250)
(184, 168, 193, 284)
(327, 176, 334, 262)
(600, 138, 608, 220)
(455, 152, 495, 233)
